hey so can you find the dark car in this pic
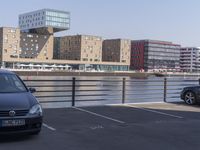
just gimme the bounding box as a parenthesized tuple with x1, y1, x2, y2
(180, 86, 200, 105)
(0, 70, 42, 135)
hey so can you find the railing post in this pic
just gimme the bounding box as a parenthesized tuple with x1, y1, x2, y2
(122, 78, 126, 104)
(72, 77, 76, 107)
(164, 78, 167, 102)
(199, 78, 200, 85)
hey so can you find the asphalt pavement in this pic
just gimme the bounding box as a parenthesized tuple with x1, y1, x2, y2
(1, 102, 200, 150)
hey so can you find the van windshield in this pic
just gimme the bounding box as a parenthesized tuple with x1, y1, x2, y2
(0, 74, 27, 93)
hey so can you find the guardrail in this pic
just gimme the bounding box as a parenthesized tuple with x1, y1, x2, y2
(23, 78, 200, 107)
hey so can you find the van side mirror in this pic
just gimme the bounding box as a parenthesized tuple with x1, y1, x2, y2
(29, 88, 36, 93)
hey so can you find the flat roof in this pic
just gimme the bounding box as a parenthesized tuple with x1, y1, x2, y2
(19, 8, 70, 17)
(132, 39, 181, 46)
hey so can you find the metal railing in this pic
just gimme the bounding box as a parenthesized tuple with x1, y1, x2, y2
(23, 78, 200, 107)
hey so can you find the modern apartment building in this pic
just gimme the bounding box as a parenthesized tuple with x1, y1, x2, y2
(0, 27, 21, 66)
(102, 39, 131, 66)
(0, 27, 54, 66)
(19, 9, 70, 34)
(20, 32, 53, 60)
(131, 40, 181, 72)
(180, 47, 200, 72)
(56, 35, 102, 63)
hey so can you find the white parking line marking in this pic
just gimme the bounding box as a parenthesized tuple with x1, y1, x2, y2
(43, 123, 56, 131)
(73, 107, 125, 124)
(125, 104, 184, 119)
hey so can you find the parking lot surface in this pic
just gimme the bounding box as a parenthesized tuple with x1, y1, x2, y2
(1, 102, 200, 150)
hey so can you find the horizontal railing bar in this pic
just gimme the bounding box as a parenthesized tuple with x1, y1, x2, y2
(24, 80, 72, 82)
(28, 84, 124, 88)
(36, 95, 72, 98)
(125, 93, 164, 95)
(125, 89, 164, 91)
(75, 94, 109, 97)
(125, 84, 163, 86)
(125, 80, 164, 82)
(167, 96, 180, 98)
(75, 99, 108, 102)
(125, 97, 164, 100)
(24, 79, 199, 83)
(28, 85, 99, 87)
(28, 85, 72, 87)
(35, 89, 114, 93)
(25, 79, 123, 82)
(167, 92, 180, 94)
(167, 83, 197, 85)
(79, 84, 123, 87)
(76, 80, 122, 82)
(36, 94, 109, 98)
(39, 100, 72, 103)
(167, 88, 183, 90)
(39, 99, 109, 103)
(28, 84, 197, 88)
(167, 80, 198, 82)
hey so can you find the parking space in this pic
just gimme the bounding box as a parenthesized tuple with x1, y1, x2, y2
(1, 102, 200, 150)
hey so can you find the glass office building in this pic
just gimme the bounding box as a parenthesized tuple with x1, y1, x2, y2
(131, 40, 181, 72)
(19, 9, 70, 33)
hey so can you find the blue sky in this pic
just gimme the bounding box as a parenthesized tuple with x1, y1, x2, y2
(0, 0, 200, 46)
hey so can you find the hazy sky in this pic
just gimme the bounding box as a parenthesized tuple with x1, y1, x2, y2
(0, 0, 200, 46)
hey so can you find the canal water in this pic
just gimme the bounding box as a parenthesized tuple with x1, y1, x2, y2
(21, 75, 199, 108)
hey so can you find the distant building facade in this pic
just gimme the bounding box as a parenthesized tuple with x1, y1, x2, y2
(102, 39, 131, 66)
(131, 40, 181, 72)
(0, 27, 53, 67)
(180, 47, 200, 72)
(19, 9, 70, 34)
(20, 32, 53, 60)
(0, 27, 21, 66)
(56, 35, 102, 63)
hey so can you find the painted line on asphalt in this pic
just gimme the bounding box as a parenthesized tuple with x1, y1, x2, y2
(43, 123, 56, 131)
(125, 104, 184, 119)
(73, 107, 125, 124)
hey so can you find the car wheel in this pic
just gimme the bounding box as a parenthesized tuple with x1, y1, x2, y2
(184, 91, 196, 105)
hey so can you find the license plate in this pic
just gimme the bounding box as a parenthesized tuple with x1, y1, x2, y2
(2, 119, 25, 127)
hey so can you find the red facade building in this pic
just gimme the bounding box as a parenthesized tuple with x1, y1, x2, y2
(131, 40, 181, 72)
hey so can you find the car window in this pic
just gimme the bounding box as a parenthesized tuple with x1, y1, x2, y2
(0, 74, 27, 93)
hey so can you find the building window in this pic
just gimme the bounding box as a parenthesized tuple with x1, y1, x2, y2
(27, 34, 33, 38)
(82, 58, 88, 61)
